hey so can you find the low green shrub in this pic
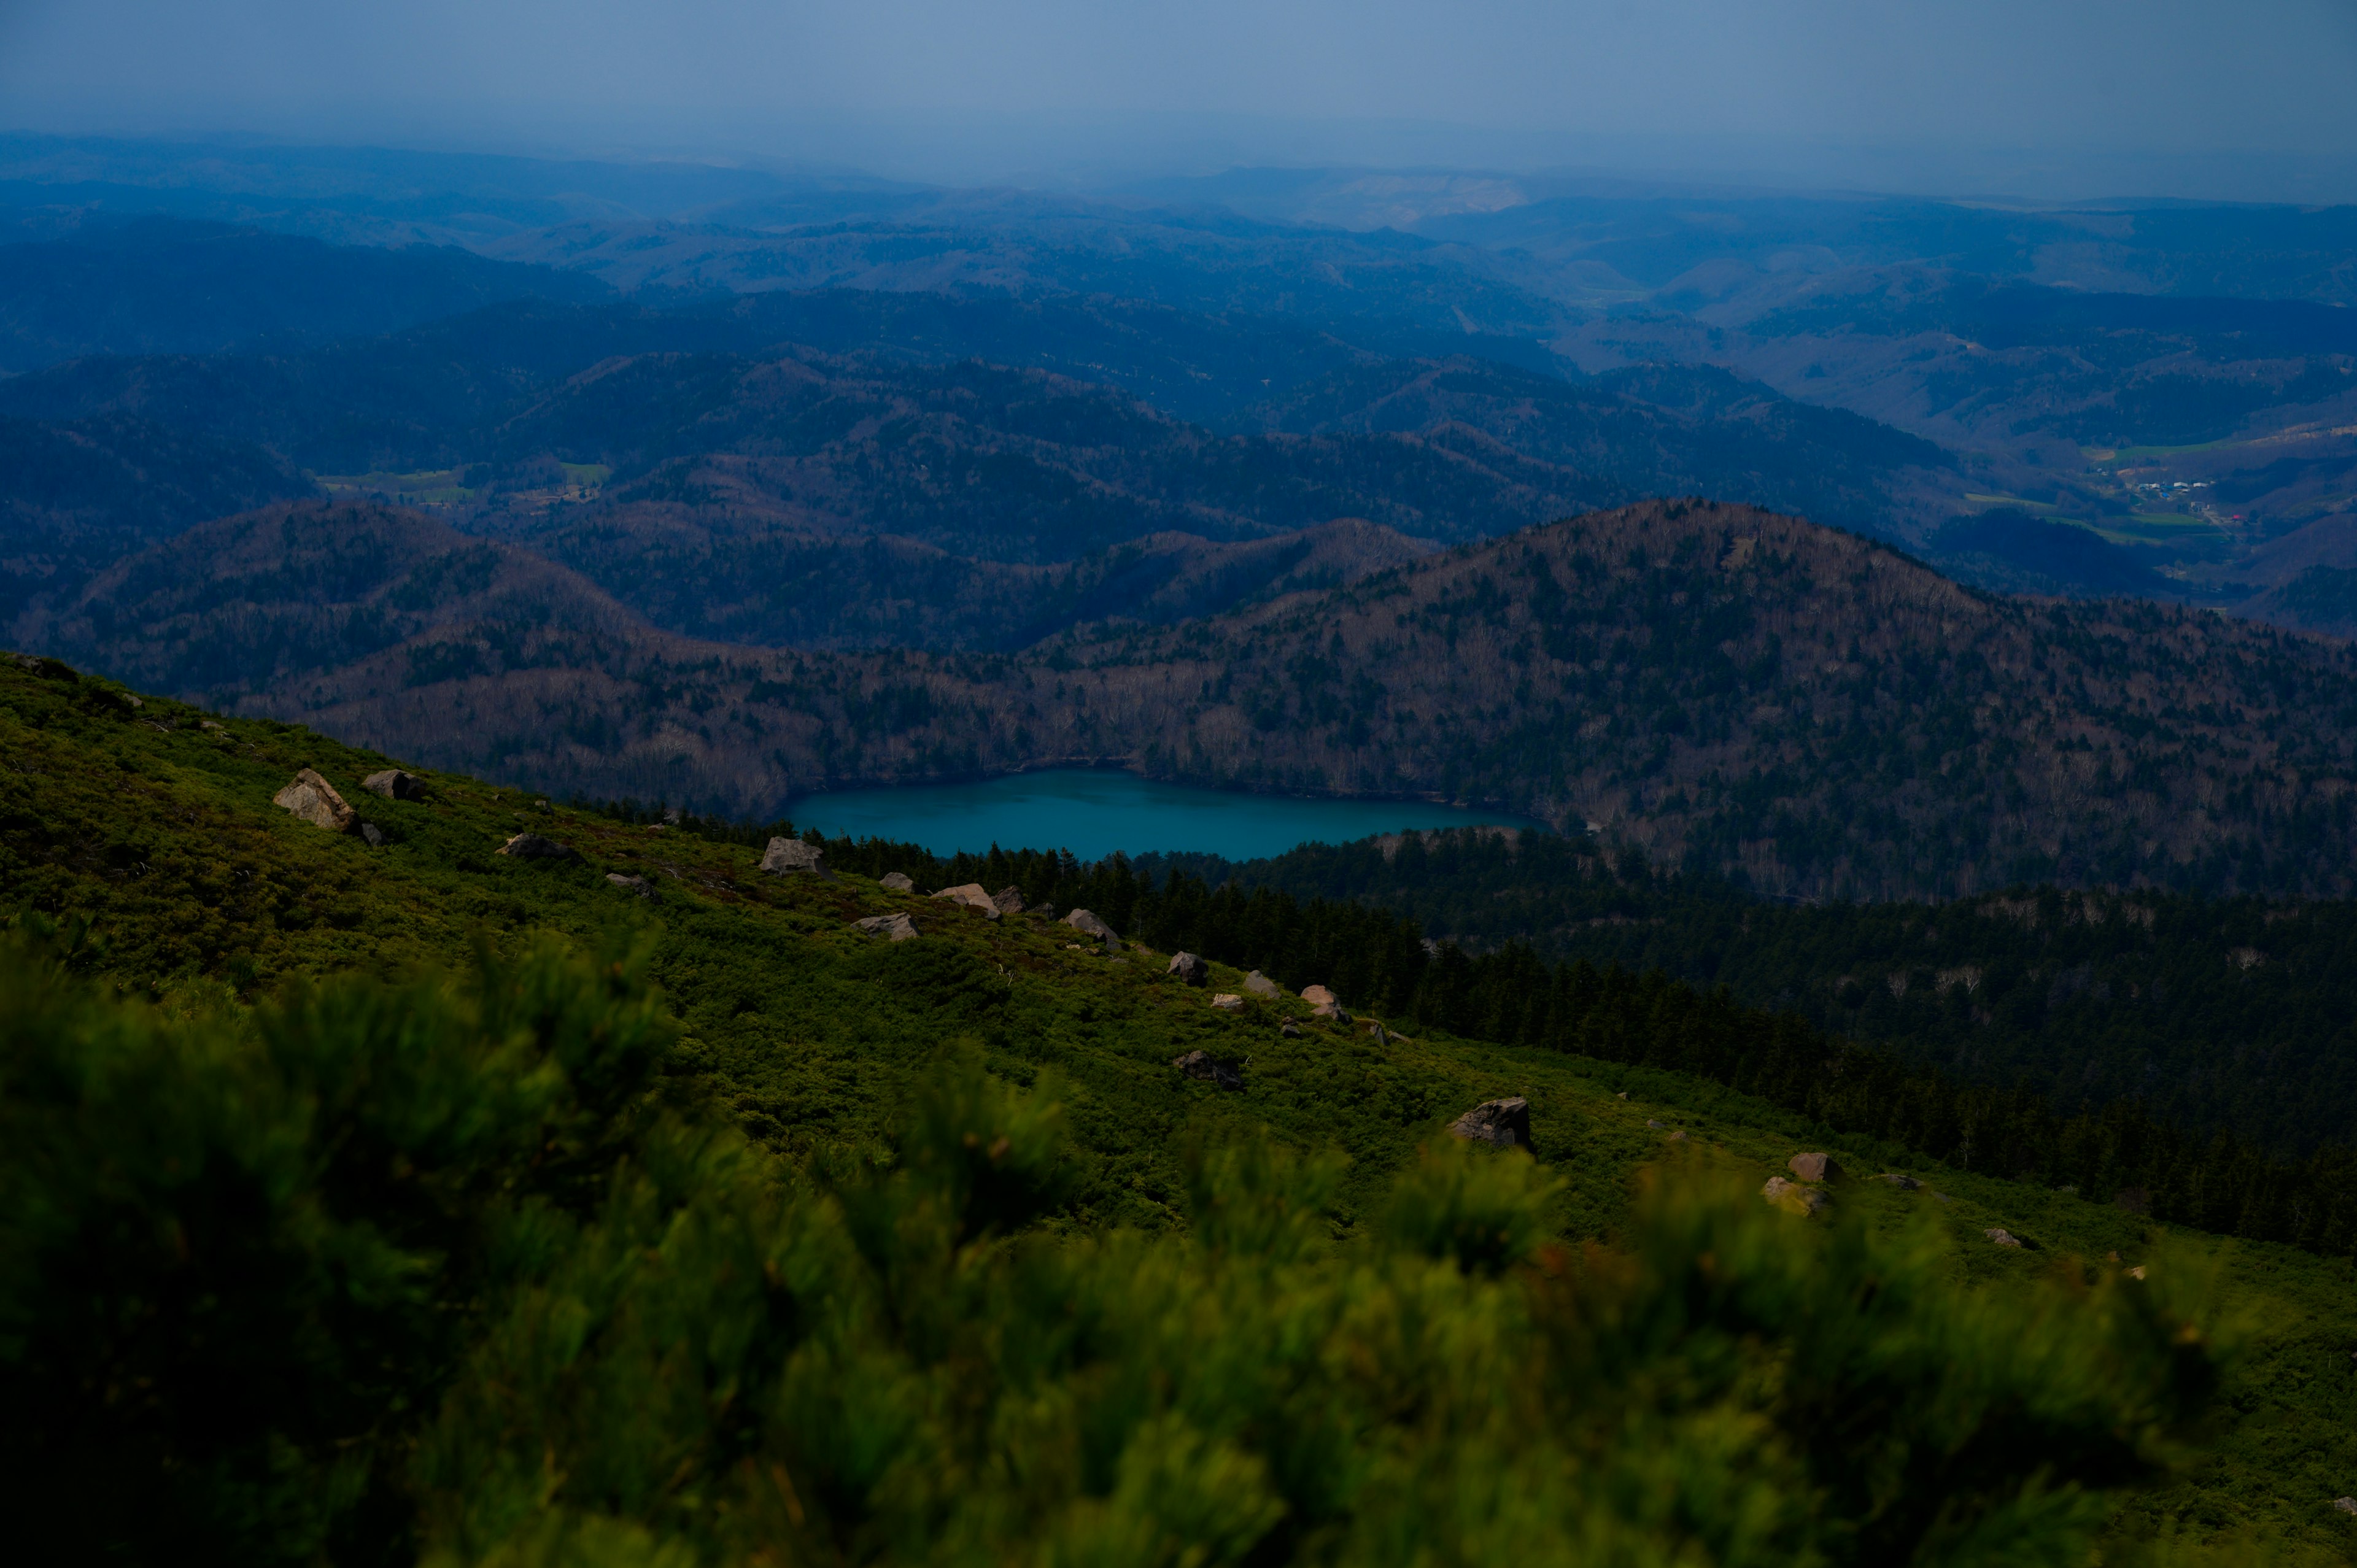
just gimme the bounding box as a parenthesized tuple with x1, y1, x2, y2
(0, 940, 2228, 1566)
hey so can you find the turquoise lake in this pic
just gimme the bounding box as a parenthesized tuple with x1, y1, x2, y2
(787, 770, 1547, 862)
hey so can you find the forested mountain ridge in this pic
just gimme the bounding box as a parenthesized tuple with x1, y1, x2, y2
(0, 412, 316, 628)
(76, 495, 2357, 901)
(23, 501, 643, 703)
(0, 298, 1961, 652)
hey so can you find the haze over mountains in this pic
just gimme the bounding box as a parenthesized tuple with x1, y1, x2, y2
(6, 134, 2357, 890)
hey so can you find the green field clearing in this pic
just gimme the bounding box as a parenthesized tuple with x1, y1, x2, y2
(314, 467, 476, 505)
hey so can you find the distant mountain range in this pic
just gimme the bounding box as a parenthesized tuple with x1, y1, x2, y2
(1, 148, 2355, 894)
(0, 171, 2350, 624)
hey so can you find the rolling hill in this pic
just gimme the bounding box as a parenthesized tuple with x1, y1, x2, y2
(41, 495, 2357, 900)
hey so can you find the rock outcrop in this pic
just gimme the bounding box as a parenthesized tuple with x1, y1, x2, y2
(1167, 951, 1210, 986)
(362, 769, 424, 801)
(498, 833, 579, 860)
(991, 885, 1026, 914)
(1788, 1153, 1838, 1183)
(273, 769, 356, 833)
(1243, 970, 1284, 998)
(1172, 1049, 1244, 1091)
(854, 912, 919, 941)
(1210, 992, 1244, 1011)
(1300, 984, 1349, 1021)
(1449, 1097, 1531, 1149)
(880, 871, 916, 892)
(761, 838, 829, 876)
(605, 873, 659, 902)
(1062, 908, 1120, 949)
(932, 884, 1000, 919)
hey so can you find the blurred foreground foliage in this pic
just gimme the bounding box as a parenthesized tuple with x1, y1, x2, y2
(0, 938, 2238, 1566)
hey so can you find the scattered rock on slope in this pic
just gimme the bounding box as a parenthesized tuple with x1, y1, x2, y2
(606, 873, 659, 902)
(761, 838, 829, 876)
(1210, 992, 1244, 1011)
(1450, 1097, 1531, 1149)
(273, 768, 356, 832)
(991, 885, 1026, 914)
(932, 884, 1000, 919)
(1062, 908, 1120, 948)
(362, 768, 424, 800)
(855, 913, 919, 941)
(1788, 1153, 1838, 1182)
(498, 833, 579, 860)
(1167, 951, 1210, 985)
(880, 871, 915, 892)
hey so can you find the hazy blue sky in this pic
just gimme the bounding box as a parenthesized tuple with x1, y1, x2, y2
(5, 0, 2356, 197)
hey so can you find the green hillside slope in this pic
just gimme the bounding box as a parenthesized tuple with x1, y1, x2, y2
(1, 655, 2354, 1562)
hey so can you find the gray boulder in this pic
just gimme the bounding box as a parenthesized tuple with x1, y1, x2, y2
(1788, 1153, 1838, 1183)
(1243, 970, 1284, 998)
(361, 768, 424, 801)
(991, 885, 1026, 915)
(606, 873, 659, 902)
(932, 883, 1000, 919)
(1280, 1021, 1302, 1038)
(2336, 1497, 2357, 1515)
(880, 871, 916, 892)
(1062, 908, 1120, 949)
(1167, 951, 1210, 986)
(761, 838, 829, 876)
(1172, 1049, 1245, 1091)
(359, 823, 386, 848)
(1449, 1097, 1531, 1149)
(1210, 992, 1244, 1011)
(1984, 1228, 2026, 1249)
(854, 912, 919, 941)
(1878, 1172, 1922, 1190)
(273, 769, 357, 833)
(498, 833, 579, 861)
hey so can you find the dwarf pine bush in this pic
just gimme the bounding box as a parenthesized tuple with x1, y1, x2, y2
(0, 940, 2226, 1566)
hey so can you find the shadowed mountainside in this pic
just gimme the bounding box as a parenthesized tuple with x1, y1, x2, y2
(0, 217, 611, 371)
(0, 414, 315, 625)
